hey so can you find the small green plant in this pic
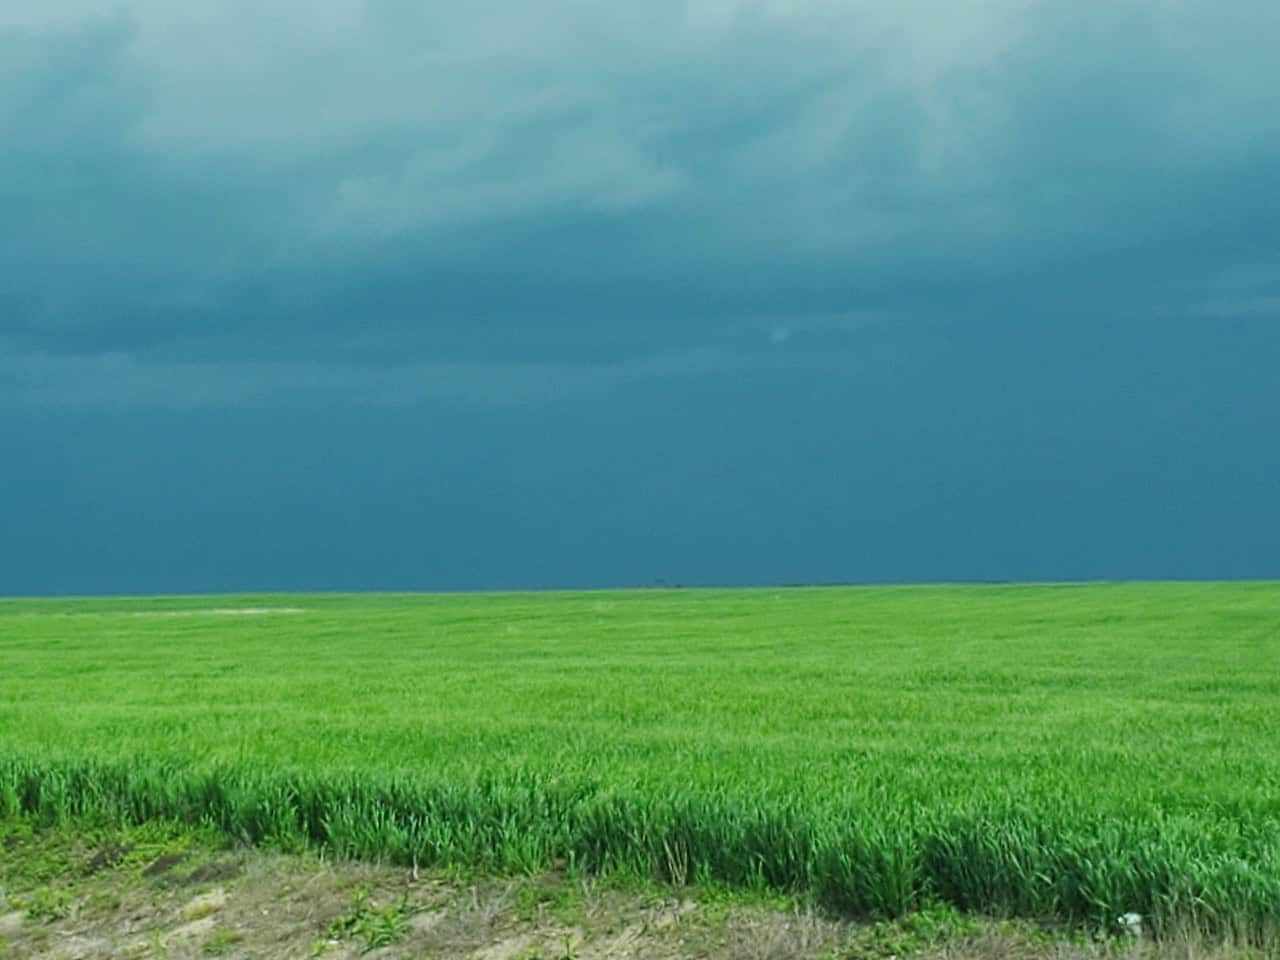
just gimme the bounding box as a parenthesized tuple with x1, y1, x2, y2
(326, 886, 412, 951)
(844, 904, 980, 959)
(22, 885, 71, 922)
(87, 888, 125, 914)
(202, 928, 243, 956)
(181, 898, 224, 924)
(514, 878, 585, 926)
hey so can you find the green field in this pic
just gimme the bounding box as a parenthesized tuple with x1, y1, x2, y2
(2, 583, 1278, 938)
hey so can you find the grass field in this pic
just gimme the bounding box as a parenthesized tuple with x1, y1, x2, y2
(2, 583, 1278, 940)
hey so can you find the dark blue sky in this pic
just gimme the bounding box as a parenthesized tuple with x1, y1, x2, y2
(2, 2, 1278, 595)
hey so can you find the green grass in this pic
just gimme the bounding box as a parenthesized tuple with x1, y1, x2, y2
(2, 583, 1278, 939)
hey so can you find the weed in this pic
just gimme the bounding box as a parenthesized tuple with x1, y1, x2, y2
(21, 885, 71, 922)
(843, 904, 983, 959)
(514, 878, 585, 925)
(326, 886, 412, 951)
(87, 888, 125, 915)
(201, 927, 243, 956)
(181, 893, 226, 924)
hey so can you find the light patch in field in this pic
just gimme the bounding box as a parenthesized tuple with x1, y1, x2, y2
(164, 913, 217, 944)
(129, 607, 306, 617)
(583, 923, 644, 957)
(470, 933, 537, 960)
(179, 888, 227, 922)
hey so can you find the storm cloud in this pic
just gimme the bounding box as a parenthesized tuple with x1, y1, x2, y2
(2, 1, 1277, 593)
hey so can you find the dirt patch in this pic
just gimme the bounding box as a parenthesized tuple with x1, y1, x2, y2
(582, 923, 644, 959)
(470, 932, 538, 960)
(179, 888, 227, 922)
(141, 852, 187, 878)
(166, 914, 218, 944)
(182, 860, 244, 885)
(84, 843, 133, 876)
(712, 908, 843, 960)
(0, 828, 1263, 960)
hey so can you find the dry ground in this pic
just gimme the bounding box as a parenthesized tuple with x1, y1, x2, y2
(0, 823, 1268, 960)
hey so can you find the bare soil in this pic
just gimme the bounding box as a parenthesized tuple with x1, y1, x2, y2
(0, 826, 1264, 960)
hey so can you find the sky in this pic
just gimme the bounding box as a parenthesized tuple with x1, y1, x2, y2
(2, 0, 1278, 595)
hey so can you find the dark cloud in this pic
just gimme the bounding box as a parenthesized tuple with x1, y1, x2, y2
(2, 1, 1278, 592)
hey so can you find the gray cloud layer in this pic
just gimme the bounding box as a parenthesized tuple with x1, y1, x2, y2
(6, 4, 1277, 372)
